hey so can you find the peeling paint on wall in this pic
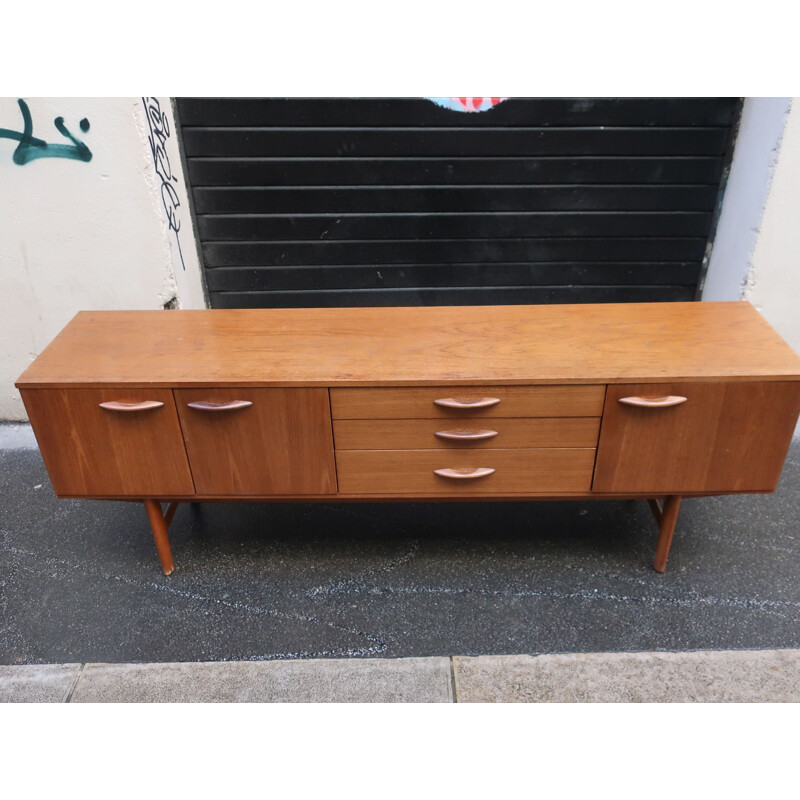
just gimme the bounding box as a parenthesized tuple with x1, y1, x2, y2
(136, 97, 207, 312)
(141, 97, 185, 271)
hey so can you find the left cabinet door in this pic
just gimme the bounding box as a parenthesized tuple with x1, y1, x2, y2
(174, 388, 336, 495)
(20, 388, 196, 497)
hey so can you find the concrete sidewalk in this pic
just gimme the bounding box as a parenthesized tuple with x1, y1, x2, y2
(3, 648, 800, 702)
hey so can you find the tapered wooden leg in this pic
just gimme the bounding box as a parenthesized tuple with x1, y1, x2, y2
(647, 498, 663, 525)
(653, 495, 681, 574)
(164, 501, 179, 526)
(144, 500, 175, 576)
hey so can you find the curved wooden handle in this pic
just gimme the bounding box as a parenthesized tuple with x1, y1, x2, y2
(99, 401, 164, 412)
(434, 429, 499, 441)
(433, 467, 496, 480)
(618, 395, 688, 408)
(186, 400, 254, 411)
(433, 397, 501, 409)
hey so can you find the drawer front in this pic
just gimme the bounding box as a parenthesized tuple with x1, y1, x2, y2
(593, 381, 800, 493)
(330, 385, 605, 419)
(334, 417, 601, 450)
(336, 448, 596, 494)
(174, 388, 336, 495)
(20, 388, 195, 497)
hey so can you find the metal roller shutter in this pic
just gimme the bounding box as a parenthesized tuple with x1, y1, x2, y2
(175, 97, 740, 309)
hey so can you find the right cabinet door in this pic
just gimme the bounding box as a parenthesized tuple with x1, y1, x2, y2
(593, 382, 800, 494)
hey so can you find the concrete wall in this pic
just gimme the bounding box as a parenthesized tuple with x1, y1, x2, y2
(0, 97, 205, 420)
(743, 101, 800, 354)
(702, 98, 791, 303)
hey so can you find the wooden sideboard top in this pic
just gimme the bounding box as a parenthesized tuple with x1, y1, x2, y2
(16, 301, 800, 388)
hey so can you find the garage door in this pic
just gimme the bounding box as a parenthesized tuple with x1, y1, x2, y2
(175, 97, 740, 309)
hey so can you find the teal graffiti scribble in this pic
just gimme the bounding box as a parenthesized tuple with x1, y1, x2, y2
(0, 99, 92, 164)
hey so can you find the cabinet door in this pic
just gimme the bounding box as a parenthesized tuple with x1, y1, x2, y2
(593, 382, 800, 494)
(174, 388, 336, 495)
(20, 388, 195, 497)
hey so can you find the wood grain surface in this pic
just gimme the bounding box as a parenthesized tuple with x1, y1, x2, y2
(174, 388, 336, 495)
(20, 388, 195, 497)
(333, 417, 601, 450)
(16, 302, 800, 388)
(336, 448, 596, 494)
(593, 381, 800, 493)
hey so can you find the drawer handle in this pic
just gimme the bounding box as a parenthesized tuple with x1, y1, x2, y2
(434, 429, 499, 441)
(99, 401, 164, 412)
(434, 467, 496, 480)
(186, 400, 254, 411)
(433, 397, 501, 409)
(618, 395, 688, 408)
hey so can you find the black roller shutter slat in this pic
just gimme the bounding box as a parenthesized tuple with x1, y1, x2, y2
(192, 185, 721, 214)
(181, 127, 729, 158)
(187, 157, 724, 187)
(205, 263, 701, 292)
(212, 286, 695, 308)
(202, 238, 707, 267)
(177, 98, 737, 128)
(197, 212, 712, 241)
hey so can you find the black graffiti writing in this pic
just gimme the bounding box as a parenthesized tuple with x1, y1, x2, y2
(142, 96, 185, 270)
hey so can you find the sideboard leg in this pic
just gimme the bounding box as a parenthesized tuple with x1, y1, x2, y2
(144, 500, 176, 576)
(164, 501, 179, 526)
(647, 498, 663, 525)
(653, 495, 681, 574)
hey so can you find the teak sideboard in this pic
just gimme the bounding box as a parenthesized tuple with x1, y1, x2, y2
(16, 301, 800, 576)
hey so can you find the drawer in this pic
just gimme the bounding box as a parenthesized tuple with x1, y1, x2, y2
(20, 388, 195, 497)
(330, 385, 605, 419)
(334, 417, 601, 450)
(336, 448, 596, 494)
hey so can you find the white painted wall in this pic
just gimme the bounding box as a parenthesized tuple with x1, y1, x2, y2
(701, 98, 791, 301)
(744, 100, 800, 355)
(0, 97, 206, 420)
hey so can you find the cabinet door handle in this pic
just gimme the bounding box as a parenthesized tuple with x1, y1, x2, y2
(434, 429, 499, 441)
(434, 467, 496, 479)
(433, 397, 501, 409)
(99, 401, 164, 412)
(186, 400, 254, 411)
(618, 395, 688, 408)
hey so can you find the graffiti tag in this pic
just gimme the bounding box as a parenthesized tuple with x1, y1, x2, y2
(427, 97, 508, 113)
(142, 97, 185, 271)
(0, 98, 92, 164)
